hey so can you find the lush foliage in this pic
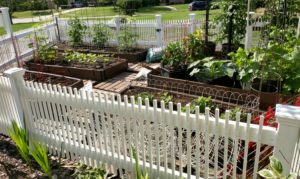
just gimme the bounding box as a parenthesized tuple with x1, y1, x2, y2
(116, 0, 142, 15)
(182, 30, 205, 61)
(212, 0, 247, 46)
(161, 41, 186, 69)
(161, 92, 173, 105)
(117, 27, 139, 51)
(258, 156, 296, 179)
(8, 120, 30, 164)
(64, 51, 111, 65)
(92, 23, 112, 48)
(72, 163, 106, 179)
(29, 142, 52, 179)
(136, 92, 154, 105)
(68, 18, 87, 47)
(188, 57, 234, 82)
(182, 96, 214, 113)
(38, 46, 57, 64)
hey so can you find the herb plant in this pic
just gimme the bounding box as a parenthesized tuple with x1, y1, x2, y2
(258, 156, 296, 179)
(8, 120, 30, 165)
(68, 18, 87, 47)
(182, 30, 205, 62)
(92, 23, 111, 48)
(160, 92, 173, 105)
(29, 141, 52, 179)
(117, 27, 138, 52)
(182, 96, 214, 113)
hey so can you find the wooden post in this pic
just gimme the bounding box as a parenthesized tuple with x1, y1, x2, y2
(189, 13, 195, 34)
(155, 14, 163, 47)
(4, 68, 26, 128)
(275, 104, 300, 175)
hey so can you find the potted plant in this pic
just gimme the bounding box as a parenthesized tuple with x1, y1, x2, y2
(213, 0, 247, 54)
(161, 41, 187, 79)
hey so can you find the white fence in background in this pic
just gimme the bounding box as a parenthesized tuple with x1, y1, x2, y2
(0, 68, 299, 178)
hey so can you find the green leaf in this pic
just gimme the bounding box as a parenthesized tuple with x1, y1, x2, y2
(270, 156, 283, 175)
(258, 169, 276, 178)
(287, 173, 297, 179)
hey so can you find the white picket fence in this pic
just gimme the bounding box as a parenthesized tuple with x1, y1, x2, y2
(0, 68, 300, 178)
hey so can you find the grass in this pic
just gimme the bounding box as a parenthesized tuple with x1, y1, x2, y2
(59, 4, 221, 21)
(12, 9, 60, 18)
(0, 22, 40, 36)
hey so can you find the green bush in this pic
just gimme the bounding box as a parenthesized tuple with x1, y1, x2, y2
(116, 0, 142, 15)
(161, 41, 186, 69)
(68, 18, 87, 47)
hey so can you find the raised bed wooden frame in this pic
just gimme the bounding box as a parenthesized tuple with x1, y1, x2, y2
(26, 58, 128, 82)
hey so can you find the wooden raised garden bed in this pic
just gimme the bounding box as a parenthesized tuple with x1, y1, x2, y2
(26, 58, 128, 82)
(56, 43, 148, 63)
(24, 70, 84, 89)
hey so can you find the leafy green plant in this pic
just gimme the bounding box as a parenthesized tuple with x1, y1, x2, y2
(212, 0, 247, 48)
(117, 27, 139, 52)
(68, 18, 87, 47)
(161, 41, 186, 70)
(136, 92, 154, 105)
(63, 51, 108, 65)
(72, 163, 106, 179)
(160, 92, 173, 105)
(258, 156, 296, 179)
(188, 57, 234, 82)
(182, 30, 205, 62)
(38, 46, 57, 64)
(92, 23, 111, 48)
(8, 120, 30, 165)
(182, 96, 214, 113)
(29, 141, 52, 179)
(132, 146, 150, 179)
(220, 107, 247, 122)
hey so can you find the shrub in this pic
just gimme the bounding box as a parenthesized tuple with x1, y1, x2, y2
(116, 0, 142, 16)
(183, 30, 205, 62)
(68, 18, 87, 47)
(117, 27, 138, 51)
(92, 23, 111, 47)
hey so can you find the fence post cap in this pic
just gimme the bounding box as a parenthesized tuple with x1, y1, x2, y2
(4, 67, 25, 77)
(275, 104, 300, 127)
(155, 14, 161, 17)
(189, 13, 196, 16)
(0, 7, 9, 10)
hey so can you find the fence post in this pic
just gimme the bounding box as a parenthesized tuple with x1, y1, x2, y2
(114, 16, 121, 34)
(155, 14, 163, 47)
(0, 7, 21, 67)
(189, 13, 195, 33)
(274, 104, 300, 175)
(244, 24, 253, 49)
(4, 68, 26, 128)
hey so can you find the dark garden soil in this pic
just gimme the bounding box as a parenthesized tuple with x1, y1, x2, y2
(0, 134, 75, 179)
(24, 71, 84, 88)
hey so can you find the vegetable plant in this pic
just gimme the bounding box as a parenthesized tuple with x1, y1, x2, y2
(117, 27, 139, 52)
(63, 51, 110, 66)
(212, 0, 247, 49)
(136, 92, 154, 105)
(188, 57, 235, 82)
(182, 30, 205, 62)
(29, 141, 52, 179)
(92, 23, 111, 48)
(161, 41, 186, 70)
(68, 18, 87, 47)
(182, 96, 214, 113)
(258, 156, 296, 179)
(8, 120, 30, 165)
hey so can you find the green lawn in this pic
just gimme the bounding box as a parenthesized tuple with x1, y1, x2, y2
(0, 22, 39, 36)
(59, 5, 220, 21)
(12, 9, 60, 18)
